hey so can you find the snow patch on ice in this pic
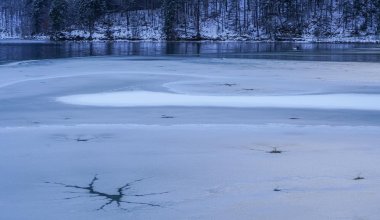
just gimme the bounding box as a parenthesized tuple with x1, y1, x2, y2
(57, 91, 380, 111)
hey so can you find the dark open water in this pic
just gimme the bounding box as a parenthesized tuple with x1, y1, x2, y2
(0, 40, 380, 64)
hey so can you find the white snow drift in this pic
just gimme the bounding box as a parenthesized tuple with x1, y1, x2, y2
(58, 91, 380, 111)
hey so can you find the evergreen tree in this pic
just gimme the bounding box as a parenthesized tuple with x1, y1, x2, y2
(49, 0, 68, 32)
(31, 0, 49, 34)
(163, 0, 177, 40)
(373, 0, 380, 33)
(78, 0, 107, 39)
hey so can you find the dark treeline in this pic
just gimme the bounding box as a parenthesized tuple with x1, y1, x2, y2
(1, 0, 380, 40)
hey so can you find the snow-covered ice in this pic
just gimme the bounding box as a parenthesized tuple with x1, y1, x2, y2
(58, 91, 380, 111)
(1, 57, 380, 220)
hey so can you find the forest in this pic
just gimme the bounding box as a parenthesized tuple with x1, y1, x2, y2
(1, 0, 380, 41)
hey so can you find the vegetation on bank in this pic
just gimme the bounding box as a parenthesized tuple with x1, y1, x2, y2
(1, 0, 380, 41)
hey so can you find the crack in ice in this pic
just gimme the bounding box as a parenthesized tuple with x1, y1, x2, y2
(46, 175, 168, 211)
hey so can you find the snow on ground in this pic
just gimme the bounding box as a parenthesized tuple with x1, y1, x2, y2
(1, 57, 380, 219)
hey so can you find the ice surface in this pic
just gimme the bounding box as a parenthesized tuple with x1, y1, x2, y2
(1, 57, 380, 220)
(1, 124, 380, 220)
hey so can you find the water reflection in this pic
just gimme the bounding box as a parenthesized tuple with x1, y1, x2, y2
(0, 40, 380, 64)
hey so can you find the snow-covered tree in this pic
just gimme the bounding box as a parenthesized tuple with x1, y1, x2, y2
(2, 0, 380, 40)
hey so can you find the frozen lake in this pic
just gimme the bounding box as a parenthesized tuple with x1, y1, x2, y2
(1, 42, 380, 220)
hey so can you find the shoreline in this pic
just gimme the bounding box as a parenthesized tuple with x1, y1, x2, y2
(1, 37, 380, 44)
